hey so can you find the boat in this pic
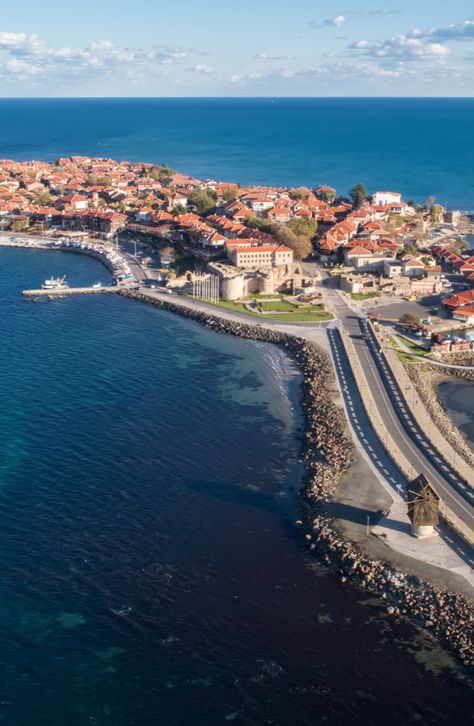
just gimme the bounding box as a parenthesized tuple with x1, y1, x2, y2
(42, 275, 69, 290)
(92, 282, 102, 289)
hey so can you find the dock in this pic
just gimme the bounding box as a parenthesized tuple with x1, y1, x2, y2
(22, 286, 117, 298)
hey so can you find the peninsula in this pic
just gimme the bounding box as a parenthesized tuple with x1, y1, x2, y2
(1, 155, 473, 666)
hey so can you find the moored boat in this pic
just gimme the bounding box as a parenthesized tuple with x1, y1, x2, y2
(42, 275, 69, 290)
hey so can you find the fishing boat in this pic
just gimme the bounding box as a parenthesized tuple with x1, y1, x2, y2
(42, 275, 69, 290)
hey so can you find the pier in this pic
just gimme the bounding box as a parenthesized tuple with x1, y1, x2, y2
(22, 286, 118, 298)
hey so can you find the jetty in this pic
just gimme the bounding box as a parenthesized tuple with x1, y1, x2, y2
(22, 285, 118, 298)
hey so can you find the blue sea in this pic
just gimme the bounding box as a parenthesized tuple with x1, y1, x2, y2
(0, 98, 474, 210)
(1, 99, 474, 724)
(0, 247, 472, 725)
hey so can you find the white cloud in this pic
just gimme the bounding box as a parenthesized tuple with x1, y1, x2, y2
(229, 61, 405, 85)
(0, 31, 46, 56)
(350, 32, 450, 61)
(428, 20, 474, 41)
(309, 15, 347, 29)
(254, 51, 294, 61)
(357, 9, 400, 16)
(0, 30, 192, 86)
(188, 64, 216, 75)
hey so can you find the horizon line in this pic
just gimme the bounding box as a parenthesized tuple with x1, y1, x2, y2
(0, 95, 474, 101)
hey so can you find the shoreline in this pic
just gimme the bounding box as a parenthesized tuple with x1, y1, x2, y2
(407, 365, 474, 470)
(117, 288, 474, 669)
(437, 377, 474, 449)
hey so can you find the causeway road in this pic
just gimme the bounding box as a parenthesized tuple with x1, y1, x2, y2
(324, 286, 474, 535)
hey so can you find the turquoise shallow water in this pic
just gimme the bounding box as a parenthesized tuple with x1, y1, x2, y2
(0, 98, 474, 210)
(0, 247, 473, 725)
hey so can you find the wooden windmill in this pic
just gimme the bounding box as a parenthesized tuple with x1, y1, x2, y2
(407, 473, 440, 538)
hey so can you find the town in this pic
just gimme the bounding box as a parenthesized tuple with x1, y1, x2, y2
(1, 155, 473, 348)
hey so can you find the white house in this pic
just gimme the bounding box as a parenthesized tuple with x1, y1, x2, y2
(372, 191, 402, 206)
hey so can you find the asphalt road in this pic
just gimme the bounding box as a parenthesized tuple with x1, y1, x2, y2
(325, 287, 474, 534)
(327, 326, 474, 568)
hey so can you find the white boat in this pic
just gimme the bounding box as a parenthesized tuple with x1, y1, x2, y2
(92, 282, 102, 289)
(42, 275, 69, 290)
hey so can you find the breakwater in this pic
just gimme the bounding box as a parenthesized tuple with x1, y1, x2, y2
(118, 290, 474, 668)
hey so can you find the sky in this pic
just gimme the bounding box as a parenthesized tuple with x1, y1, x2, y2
(1, 1, 474, 96)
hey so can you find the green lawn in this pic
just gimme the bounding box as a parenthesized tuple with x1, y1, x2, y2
(206, 300, 251, 314)
(389, 334, 425, 363)
(350, 292, 381, 301)
(398, 335, 429, 356)
(398, 351, 423, 365)
(247, 292, 282, 299)
(262, 310, 333, 322)
(203, 298, 333, 322)
(259, 300, 296, 312)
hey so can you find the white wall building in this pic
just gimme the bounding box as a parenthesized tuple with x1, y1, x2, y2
(372, 191, 402, 206)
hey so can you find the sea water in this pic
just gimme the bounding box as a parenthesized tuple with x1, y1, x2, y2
(0, 247, 472, 725)
(0, 97, 473, 210)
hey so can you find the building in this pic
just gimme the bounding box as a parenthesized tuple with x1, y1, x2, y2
(407, 474, 439, 538)
(383, 260, 403, 278)
(452, 305, 474, 324)
(443, 289, 474, 310)
(344, 246, 395, 272)
(230, 244, 294, 269)
(372, 191, 402, 206)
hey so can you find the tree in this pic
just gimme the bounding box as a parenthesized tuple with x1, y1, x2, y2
(244, 216, 315, 259)
(430, 204, 443, 223)
(404, 244, 418, 256)
(33, 190, 54, 207)
(274, 227, 313, 260)
(399, 313, 421, 327)
(147, 163, 174, 181)
(289, 189, 305, 201)
(189, 188, 217, 215)
(321, 189, 336, 204)
(223, 187, 238, 202)
(321, 188, 336, 204)
(10, 219, 28, 232)
(172, 204, 187, 217)
(148, 166, 162, 181)
(86, 175, 112, 187)
(159, 163, 174, 179)
(349, 182, 367, 208)
(244, 215, 277, 235)
(287, 218, 318, 238)
(422, 195, 435, 211)
(452, 239, 468, 256)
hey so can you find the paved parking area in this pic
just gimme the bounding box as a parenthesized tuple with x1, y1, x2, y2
(367, 296, 445, 322)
